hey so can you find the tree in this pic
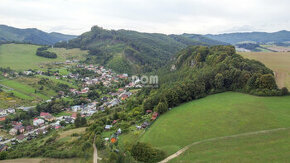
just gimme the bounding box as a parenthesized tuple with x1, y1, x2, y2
(258, 74, 277, 89)
(16, 129, 21, 135)
(154, 101, 168, 114)
(60, 121, 66, 126)
(0, 152, 7, 160)
(281, 87, 288, 95)
(131, 142, 166, 162)
(214, 73, 224, 89)
(75, 114, 87, 128)
(80, 117, 87, 126)
(95, 135, 105, 149)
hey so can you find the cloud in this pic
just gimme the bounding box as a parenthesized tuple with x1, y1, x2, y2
(0, 0, 289, 35)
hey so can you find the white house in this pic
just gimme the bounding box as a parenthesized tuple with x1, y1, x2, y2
(0, 109, 7, 116)
(105, 125, 112, 130)
(33, 118, 45, 126)
(6, 108, 15, 114)
(71, 105, 81, 112)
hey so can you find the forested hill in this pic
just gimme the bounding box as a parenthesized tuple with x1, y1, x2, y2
(205, 30, 290, 44)
(55, 26, 226, 74)
(141, 45, 286, 115)
(0, 25, 76, 45)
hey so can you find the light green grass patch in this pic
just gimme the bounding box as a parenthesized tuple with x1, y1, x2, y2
(170, 129, 290, 163)
(0, 44, 88, 71)
(140, 92, 290, 155)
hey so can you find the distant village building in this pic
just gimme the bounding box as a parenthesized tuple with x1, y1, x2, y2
(33, 118, 45, 126)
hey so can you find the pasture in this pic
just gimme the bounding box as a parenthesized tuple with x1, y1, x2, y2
(170, 128, 290, 162)
(139, 92, 290, 157)
(0, 79, 53, 100)
(240, 51, 290, 89)
(0, 44, 88, 71)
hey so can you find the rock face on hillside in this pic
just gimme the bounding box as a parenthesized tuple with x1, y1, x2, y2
(55, 26, 226, 73)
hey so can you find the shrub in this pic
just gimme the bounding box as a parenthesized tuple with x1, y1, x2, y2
(131, 142, 166, 162)
(281, 87, 289, 95)
(0, 152, 7, 160)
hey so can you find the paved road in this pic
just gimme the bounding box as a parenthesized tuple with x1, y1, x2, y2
(159, 127, 290, 163)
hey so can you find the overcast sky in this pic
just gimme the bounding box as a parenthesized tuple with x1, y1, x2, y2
(0, 0, 289, 35)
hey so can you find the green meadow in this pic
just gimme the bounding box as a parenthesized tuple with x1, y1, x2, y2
(0, 44, 88, 71)
(170, 128, 290, 162)
(0, 79, 53, 100)
(139, 92, 290, 158)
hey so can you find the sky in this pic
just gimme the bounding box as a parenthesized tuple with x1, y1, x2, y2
(0, 0, 289, 35)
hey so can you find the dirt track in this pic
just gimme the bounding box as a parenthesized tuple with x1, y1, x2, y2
(159, 127, 290, 163)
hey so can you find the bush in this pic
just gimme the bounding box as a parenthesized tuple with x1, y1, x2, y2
(281, 87, 289, 95)
(95, 135, 105, 149)
(131, 142, 166, 162)
(0, 152, 7, 160)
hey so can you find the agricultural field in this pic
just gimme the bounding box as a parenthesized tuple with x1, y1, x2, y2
(261, 45, 290, 52)
(138, 92, 290, 159)
(240, 51, 290, 89)
(0, 44, 88, 71)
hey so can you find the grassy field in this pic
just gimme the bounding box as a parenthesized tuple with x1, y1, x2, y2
(0, 78, 53, 100)
(0, 44, 88, 71)
(170, 129, 290, 163)
(139, 92, 290, 157)
(239, 52, 290, 89)
(0, 158, 86, 163)
(56, 127, 87, 142)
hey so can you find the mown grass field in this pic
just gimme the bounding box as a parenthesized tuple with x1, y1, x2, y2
(0, 44, 88, 70)
(240, 52, 290, 89)
(170, 129, 290, 163)
(139, 92, 290, 159)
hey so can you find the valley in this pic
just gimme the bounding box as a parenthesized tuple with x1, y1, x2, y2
(0, 26, 289, 163)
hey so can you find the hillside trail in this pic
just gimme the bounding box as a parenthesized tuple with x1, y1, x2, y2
(93, 135, 98, 163)
(159, 127, 290, 163)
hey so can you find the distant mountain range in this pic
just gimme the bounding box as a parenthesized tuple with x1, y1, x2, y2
(0, 25, 77, 45)
(55, 26, 227, 73)
(205, 30, 290, 44)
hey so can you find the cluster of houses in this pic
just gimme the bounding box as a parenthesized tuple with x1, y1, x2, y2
(0, 108, 15, 122)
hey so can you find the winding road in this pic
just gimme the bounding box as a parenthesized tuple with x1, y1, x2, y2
(159, 127, 290, 163)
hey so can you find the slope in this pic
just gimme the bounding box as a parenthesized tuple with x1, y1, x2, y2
(56, 26, 226, 73)
(140, 92, 290, 156)
(205, 30, 290, 44)
(0, 24, 76, 45)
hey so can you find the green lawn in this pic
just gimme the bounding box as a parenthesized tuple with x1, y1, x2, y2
(0, 44, 88, 71)
(170, 129, 290, 163)
(139, 92, 290, 156)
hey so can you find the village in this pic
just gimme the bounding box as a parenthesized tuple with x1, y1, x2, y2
(0, 64, 145, 152)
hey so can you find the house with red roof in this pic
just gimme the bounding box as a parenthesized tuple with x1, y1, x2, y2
(151, 112, 159, 121)
(40, 112, 51, 118)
